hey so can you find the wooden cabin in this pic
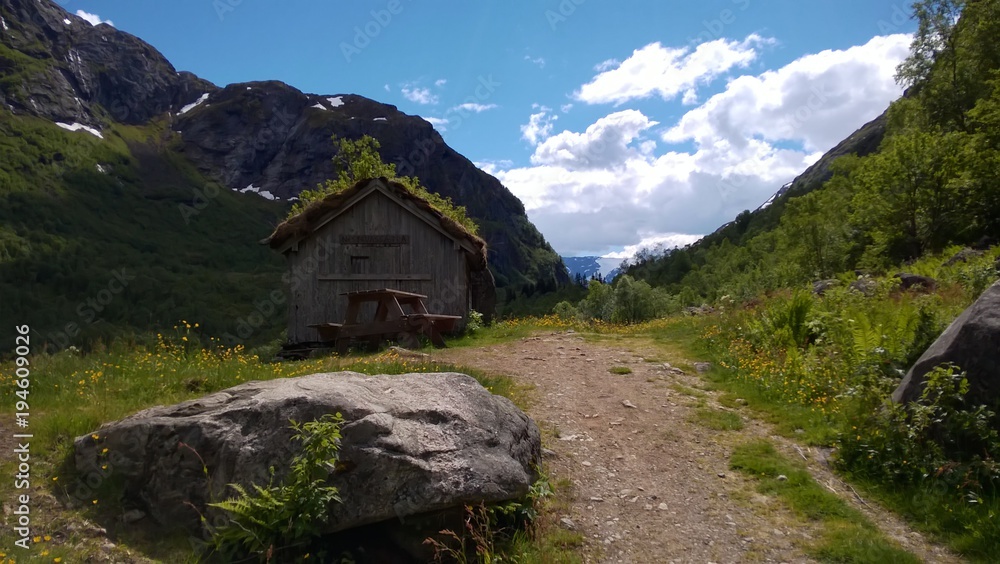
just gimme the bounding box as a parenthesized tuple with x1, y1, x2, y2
(265, 177, 496, 344)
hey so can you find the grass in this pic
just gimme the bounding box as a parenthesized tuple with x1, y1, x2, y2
(847, 479, 1000, 563)
(730, 440, 919, 563)
(690, 407, 744, 431)
(608, 366, 632, 375)
(0, 332, 537, 561)
(669, 383, 708, 399)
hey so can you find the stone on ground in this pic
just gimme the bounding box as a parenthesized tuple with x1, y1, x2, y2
(74, 371, 540, 540)
(892, 280, 1000, 409)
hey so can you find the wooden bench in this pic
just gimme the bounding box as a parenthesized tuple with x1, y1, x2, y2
(307, 322, 343, 343)
(404, 313, 461, 347)
(325, 289, 465, 354)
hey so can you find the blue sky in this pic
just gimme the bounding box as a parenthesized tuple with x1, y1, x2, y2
(59, 0, 917, 259)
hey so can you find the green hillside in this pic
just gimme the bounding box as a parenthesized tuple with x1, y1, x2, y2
(626, 0, 1000, 303)
(0, 111, 288, 350)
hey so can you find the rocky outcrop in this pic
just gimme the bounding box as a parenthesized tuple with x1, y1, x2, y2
(0, 0, 215, 125)
(74, 372, 541, 537)
(892, 280, 1000, 408)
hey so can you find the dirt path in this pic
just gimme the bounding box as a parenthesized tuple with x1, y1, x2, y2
(432, 331, 961, 564)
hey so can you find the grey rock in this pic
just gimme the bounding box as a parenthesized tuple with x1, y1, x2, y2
(75, 372, 540, 536)
(121, 509, 146, 524)
(812, 279, 840, 296)
(694, 362, 712, 374)
(943, 248, 984, 267)
(560, 517, 577, 530)
(893, 280, 1000, 409)
(849, 277, 878, 296)
(895, 273, 937, 292)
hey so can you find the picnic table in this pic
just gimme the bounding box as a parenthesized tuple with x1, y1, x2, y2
(308, 288, 461, 354)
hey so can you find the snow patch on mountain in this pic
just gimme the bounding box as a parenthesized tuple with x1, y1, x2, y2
(179, 93, 210, 115)
(562, 256, 621, 282)
(234, 184, 276, 201)
(56, 122, 103, 138)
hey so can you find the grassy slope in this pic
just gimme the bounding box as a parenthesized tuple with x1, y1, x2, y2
(0, 111, 289, 351)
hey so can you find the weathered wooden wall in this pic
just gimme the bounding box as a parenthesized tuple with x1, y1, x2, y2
(285, 189, 470, 343)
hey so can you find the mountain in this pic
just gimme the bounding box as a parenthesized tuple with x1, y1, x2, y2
(708, 107, 888, 244)
(0, 0, 566, 348)
(625, 106, 890, 289)
(561, 256, 621, 282)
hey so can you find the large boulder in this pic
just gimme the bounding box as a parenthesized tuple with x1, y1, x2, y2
(892, 280, 1000, 407)
(74, 372, 540, 537)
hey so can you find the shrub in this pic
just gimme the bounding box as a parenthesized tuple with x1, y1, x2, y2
(552, 300, 579, 320)
(838, 365, 1000, 497)
(466, 309, 485, 333)
(207, 413, 344, 561)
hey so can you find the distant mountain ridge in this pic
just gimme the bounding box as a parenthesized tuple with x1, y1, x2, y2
(562, 256, 621, 282)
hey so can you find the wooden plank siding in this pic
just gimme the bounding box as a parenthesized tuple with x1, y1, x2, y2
(285, 189, 470, 343)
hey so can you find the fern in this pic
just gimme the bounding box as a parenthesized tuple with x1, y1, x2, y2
(207, 413, 344, 562)
(848, 316, 882, 366)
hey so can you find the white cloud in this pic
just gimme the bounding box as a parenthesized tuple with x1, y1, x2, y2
(476, 160, 515, 175)
(665, 34, 911, 152)
(594, 58, 620, 72)
(75, 10, 113, 26)
(520, 106, 558, 146)
(575, 35, 771, 106)
(494, 35, 910, 255)
(435, 78, 447, 87)
(525, 55, 546, 68)
(560, 103, 574, 113)
(423, 116, 449, 130)
(531, 110, 658, 169)
(384, 84, 391, 92)
(401, 86, 438, 105)
(452, 102, 498, 113)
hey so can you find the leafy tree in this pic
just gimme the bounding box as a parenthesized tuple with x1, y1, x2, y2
(777, 158, 857, 279)
(579, 279, 614, 321)
(850, 129, 967, 264)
